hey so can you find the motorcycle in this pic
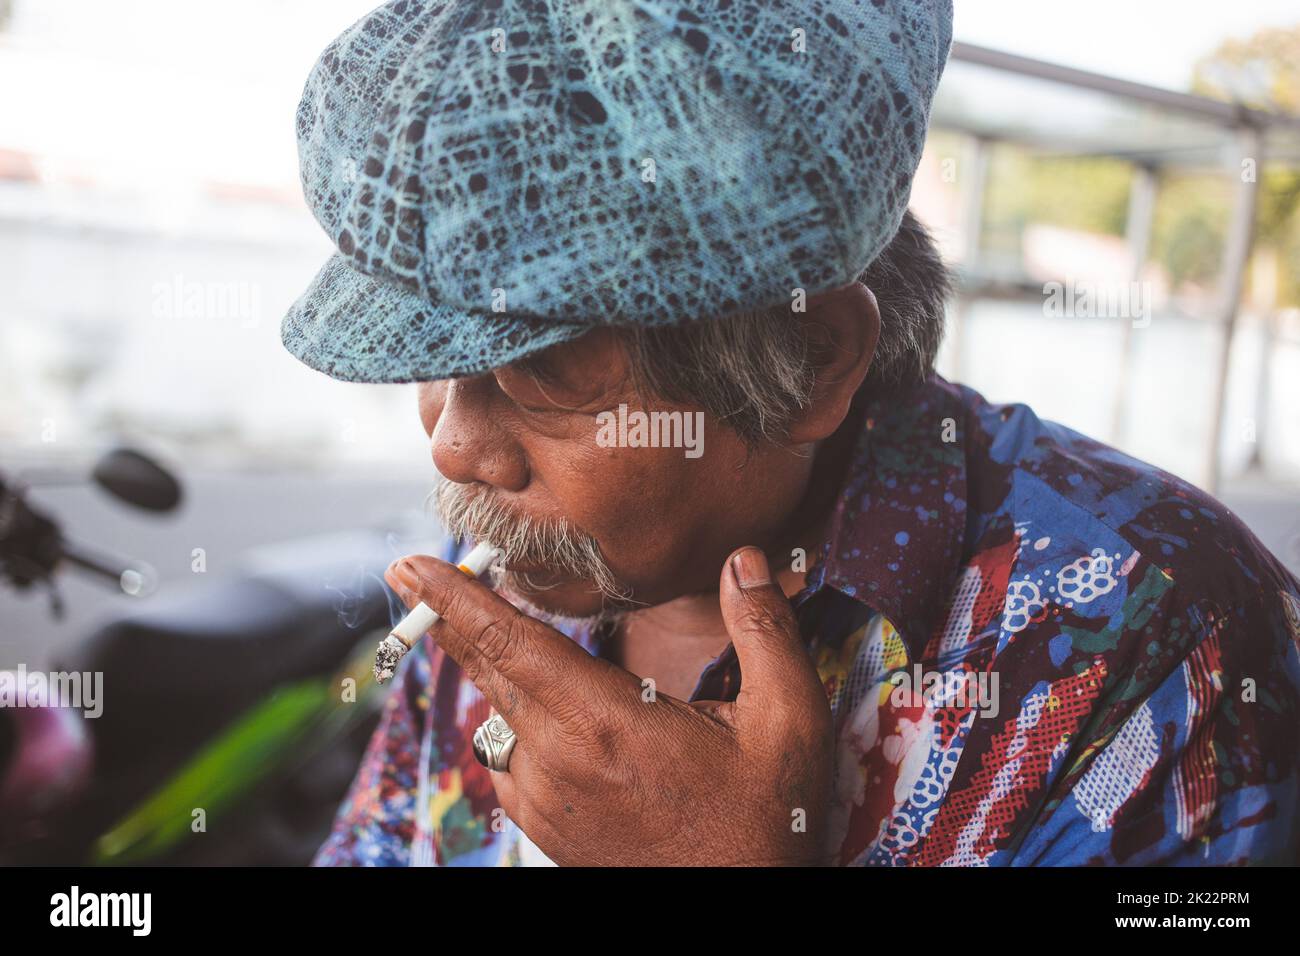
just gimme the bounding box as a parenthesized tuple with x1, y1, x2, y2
(0, 447, 436, 865)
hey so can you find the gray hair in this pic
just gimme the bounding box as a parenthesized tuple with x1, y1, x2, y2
(620, 209, 952, 444)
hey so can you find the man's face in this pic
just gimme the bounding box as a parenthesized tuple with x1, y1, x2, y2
(417, 328, 814, 618)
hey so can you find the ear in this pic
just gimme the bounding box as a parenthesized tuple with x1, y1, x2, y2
(785, 281, 880, 444)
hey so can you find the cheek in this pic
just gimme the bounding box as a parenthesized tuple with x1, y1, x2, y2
(537, 435, 743, 575)
(527, 437, 670, 528)
(528, 437, 651, 525)
(514, 406, 776, 593)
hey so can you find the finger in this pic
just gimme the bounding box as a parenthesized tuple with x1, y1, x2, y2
(482, 724, 525, 809)
(474, 730, 586, 867)
(387, 554, 599, 719)
(479, 733, 553, 850)
(718, 546, 829, 730)
(385, 563, 536, 733)
(688, 697, 737, 728)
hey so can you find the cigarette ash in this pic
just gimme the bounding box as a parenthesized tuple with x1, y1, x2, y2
(373, 635, 408, 684)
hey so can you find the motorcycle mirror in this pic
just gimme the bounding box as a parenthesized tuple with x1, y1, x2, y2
(91, 448, 182, 513)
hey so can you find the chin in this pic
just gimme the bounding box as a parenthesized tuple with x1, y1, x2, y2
(496, 570, 624, 621)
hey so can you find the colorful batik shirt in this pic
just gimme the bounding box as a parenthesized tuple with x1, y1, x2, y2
(313, 372, 1300, 866)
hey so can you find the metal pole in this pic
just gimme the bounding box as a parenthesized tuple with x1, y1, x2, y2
(1206, 125, 1264, 494)
(1111, 163, 1158, 446)
(950, 134, 990, 382)
(950, 42, 1300, 133)
(1247, 306, 1275, 472)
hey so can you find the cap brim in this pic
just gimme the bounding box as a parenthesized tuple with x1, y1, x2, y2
(281, 252, 594, 383)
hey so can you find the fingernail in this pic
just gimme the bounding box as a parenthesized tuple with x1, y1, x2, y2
(731, 547, 770, 589)
(388, 558, 420, 589)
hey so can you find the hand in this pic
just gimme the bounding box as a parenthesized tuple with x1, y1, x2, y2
(384, 545, 835, 866)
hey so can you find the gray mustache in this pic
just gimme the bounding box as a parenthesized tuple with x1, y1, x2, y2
(427, 475, 629, 603)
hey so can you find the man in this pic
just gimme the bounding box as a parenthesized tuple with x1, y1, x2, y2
(281, 0, 1299, 866)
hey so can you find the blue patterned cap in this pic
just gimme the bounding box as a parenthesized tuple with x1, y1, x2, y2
(281, 0, 953, 383)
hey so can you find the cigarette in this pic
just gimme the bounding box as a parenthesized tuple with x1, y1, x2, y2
(374, 540, 503, 684)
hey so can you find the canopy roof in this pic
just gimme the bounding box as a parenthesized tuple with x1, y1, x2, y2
(933, 42, 1300, 170)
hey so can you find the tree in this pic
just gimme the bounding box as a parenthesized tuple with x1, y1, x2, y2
(1192, 25, 1300, 305)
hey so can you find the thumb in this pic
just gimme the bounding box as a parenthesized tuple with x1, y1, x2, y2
(719, 546, 827, 725)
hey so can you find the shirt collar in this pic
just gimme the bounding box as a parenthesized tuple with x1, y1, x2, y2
(802, 371, 971, 657)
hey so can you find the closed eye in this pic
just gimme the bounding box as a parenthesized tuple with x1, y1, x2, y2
(496, 363, 591, 415)
(513, 397, 569, 415)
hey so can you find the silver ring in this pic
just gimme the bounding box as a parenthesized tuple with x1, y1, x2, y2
(472, 713, 517, 772)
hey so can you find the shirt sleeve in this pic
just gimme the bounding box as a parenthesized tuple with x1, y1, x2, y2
(311, 636, 434, 867)
(1009, 587, 1300, 866)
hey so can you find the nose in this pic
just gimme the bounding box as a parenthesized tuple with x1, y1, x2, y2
(429, 377, 528, 491)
